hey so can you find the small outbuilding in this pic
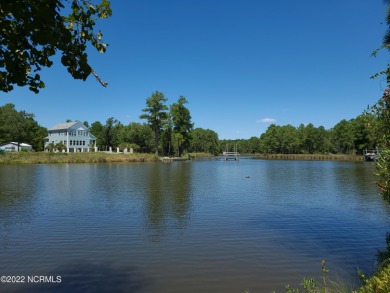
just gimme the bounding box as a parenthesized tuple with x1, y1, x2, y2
(0, 142, 33, 152)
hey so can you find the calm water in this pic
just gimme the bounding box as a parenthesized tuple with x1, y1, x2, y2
(0, 159, 389, 292)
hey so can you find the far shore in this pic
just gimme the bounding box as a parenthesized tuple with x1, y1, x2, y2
(252, 153, 364, 161)
(0, 152, 366, 164)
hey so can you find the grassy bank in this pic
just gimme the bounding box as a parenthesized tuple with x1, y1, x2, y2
(254, 153, 364, 161)
(266, 262, 390, 293)
(0, 152, 366, 164)
(0, 152, 160, 164)
(188, 152, 216, 159)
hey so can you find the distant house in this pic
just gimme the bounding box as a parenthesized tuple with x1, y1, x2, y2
(0, 142, 32, 152)
(44, 121, 96, 153)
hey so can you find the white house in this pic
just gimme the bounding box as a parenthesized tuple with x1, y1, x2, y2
(0, 142, 33, 152)
(44, 121, 96, 153)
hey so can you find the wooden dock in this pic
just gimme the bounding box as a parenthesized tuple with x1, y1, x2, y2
(223, 151, 240, 161)
(223, 144, 240, 161)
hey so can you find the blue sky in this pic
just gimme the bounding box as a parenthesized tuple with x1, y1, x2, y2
(2, 1, 390, 139)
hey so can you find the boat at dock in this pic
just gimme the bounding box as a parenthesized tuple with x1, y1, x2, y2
(161, 156, 190, 163)
(363, 149, 379, 161)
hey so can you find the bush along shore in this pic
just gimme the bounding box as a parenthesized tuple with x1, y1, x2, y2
(262, 260, 390, 293)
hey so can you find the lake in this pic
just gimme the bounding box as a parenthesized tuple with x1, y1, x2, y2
(0, 159, 389, 292)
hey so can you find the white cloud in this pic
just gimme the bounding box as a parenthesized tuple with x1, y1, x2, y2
(257, 118, 276, 123)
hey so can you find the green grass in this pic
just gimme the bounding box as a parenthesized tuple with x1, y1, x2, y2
(264, 260, 390, 293)
(188, 152, 216, 158)
(0, 152, 160, 164)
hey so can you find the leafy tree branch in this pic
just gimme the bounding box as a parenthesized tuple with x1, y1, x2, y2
(0, 0, 111, 93)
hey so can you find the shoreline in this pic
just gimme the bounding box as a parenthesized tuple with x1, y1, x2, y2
(252, 153, 364, 161)
(0, 152, 366, 164)
(0, 152, 160, 164)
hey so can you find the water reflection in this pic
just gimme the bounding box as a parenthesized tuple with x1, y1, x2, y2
(0, 165, 38, 214)
(0, 166, 40, 248)
(376, 233, 390, 267)
(244, 160, 390, 280)
(144, 162, 193, 236)
(0, 161, 388, 292)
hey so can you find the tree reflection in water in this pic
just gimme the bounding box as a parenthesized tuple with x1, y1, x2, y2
(144, 162, 193, 239)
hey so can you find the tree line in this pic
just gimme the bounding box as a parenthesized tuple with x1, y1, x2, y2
(251, 114, 377, 155)
(88, 91, 195, 156)
(220, 113, 379, 155)
(85, 93, 383, 156)
(0, 94, 383, 156)
(86, 91, 219, 156)
(0, 104, 47, 151)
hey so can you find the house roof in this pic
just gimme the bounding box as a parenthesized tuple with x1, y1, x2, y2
(0, 142, 32, 147)
(48, 122, 97, 139)
(48, 122, 78, 131)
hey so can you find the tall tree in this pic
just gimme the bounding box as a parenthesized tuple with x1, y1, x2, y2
(190, 128, 220, 155)
(280, 125, 300, 154)
(247, 136, 261, 154)
(102, 117, 121, 151)
(316, 126, 332, 153)
(1, 0, 112, 93)
(351, 114, 376, 153)
(31, 125, 48, 151)
(330, 119, 355, 154)
(118, 122, 154, 153)
(170, 96, 193, 157)
(0, 103, 47, 150)
(161, 113, 173, 156)
(259, 124, 281, 154)
(140, 91, 168, 155)
(90, 121, 104, 150)
(373, 89, 390, 200)
(368, 0, 390, 199)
